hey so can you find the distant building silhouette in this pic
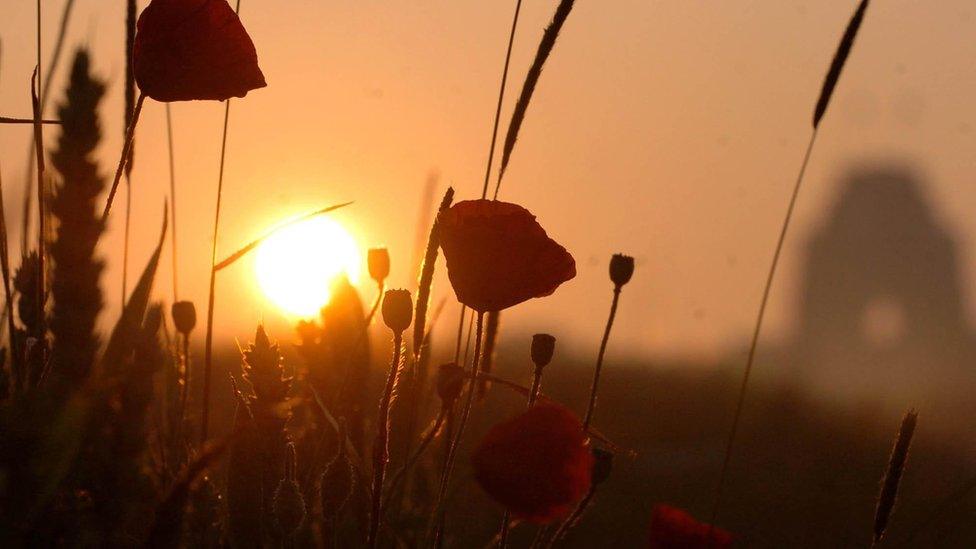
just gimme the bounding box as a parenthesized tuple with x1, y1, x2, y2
(784, 165, 976, 405)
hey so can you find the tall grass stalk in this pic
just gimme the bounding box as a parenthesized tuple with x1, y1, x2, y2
(709, 0, 871, 525)
(30, 69, 46, 339)
(122, 0, 137, 304)
(480, 0, 523, 199)
(23, 0, 75, 252)
(166, 104, 178, 300)
(494, 0, 575, 199)
(201, 0, 246, 444)
(432, 310, 485, 545)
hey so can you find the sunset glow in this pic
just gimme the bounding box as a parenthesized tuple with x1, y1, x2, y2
(255, 216, 361, 317)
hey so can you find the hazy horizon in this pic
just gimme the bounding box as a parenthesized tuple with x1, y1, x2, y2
(2, 0, 975, 364)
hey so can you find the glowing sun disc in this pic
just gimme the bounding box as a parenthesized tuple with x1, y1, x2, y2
(255, 216, 361, 317)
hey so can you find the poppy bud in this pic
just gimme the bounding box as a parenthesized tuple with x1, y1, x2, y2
(531, 334, 556, 368)
(321, 429, 355, 519)
(381, 289, 412, 334)
(609, 254, 635, 288)
(591, 448, 614, 485)
(367, 247, 390, 285)
(437, 363, 466, 405)
(171, 300, 197, 335)
(273, 479, 306, 535)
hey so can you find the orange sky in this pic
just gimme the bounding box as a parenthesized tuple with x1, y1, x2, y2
(1, 1, 975, 363)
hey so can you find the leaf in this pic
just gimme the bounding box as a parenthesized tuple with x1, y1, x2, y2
(100, 202, 168, 372)
(213, 201, 353, 272)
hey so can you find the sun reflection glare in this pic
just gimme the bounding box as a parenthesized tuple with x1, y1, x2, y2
(255, 216, 361, 317)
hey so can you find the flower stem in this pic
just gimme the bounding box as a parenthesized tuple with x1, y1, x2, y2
(201, 98, 234, 444)
(166, 104, 179, 301)
(582, 286, 622, 431)
(382, 406, 448, 510)
(544, 485, 596, 547)
(709, 129, 819, 524)
(367, 332, 404, 548)
(432, 310, 485, 545)
(498, 362, 545, 546)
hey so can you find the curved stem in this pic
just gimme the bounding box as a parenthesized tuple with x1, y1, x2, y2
(382, 406, 448, 510)
(367, 332, 404, 548)
(709, 130, 819, 524)
(582, 286, 622, 431)
(432, 310, 486, 545)
(544, 485, 596, 548)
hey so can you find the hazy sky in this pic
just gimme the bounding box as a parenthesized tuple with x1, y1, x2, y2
(1, 1, 975, 363)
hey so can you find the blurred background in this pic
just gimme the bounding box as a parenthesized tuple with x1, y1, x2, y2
(2, 1, 976, 545)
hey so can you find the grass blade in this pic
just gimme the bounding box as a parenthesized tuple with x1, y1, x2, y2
(212, 201, 353, 272)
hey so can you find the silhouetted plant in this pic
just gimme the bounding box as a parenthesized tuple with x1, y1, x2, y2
(48, 48, 106, 387)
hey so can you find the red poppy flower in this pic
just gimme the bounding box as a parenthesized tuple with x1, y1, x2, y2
(648, 505, 734, 549)
(471, 402, 592, 523)
(438, 200, 576, 312)
(133, 0, 267, 102)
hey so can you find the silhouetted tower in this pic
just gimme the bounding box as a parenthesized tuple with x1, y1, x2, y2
(792, 165, 975, 404)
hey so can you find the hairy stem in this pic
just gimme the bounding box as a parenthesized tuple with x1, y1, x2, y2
(367, 332, 404, 548)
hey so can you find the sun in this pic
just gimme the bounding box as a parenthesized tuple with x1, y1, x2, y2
(255, 216, 362, 318)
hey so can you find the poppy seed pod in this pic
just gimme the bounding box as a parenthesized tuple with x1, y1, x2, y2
(321, 444, 355, 520)
(531, 334, 556, 368)
(436, 363, 466, 405)
(367, 247, 390, 285)
(381, 289, 412, 334)
(609, 254, 635, 288)
(171, 300, 197, 335)
(591, 448, 614, 485)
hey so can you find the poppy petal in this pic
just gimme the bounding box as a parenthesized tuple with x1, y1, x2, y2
(134, 0, 267, 102)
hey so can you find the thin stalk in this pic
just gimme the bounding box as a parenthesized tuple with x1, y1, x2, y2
(497, 362, 545, 547)
(544, 486, 595, 547)
(582, 286, 622, 431)
(122, 179, 130, 304)
(122, 0, 136, 306)
(480, 0, 523, 200)
(166, 104, 178, 300)
(200, 98, 233, 444)
(382, 406, 448, 511)
(178, 334, 191, 429)
(30, 68, 46, 338)
(0, 166, 17, 390)
(709, 130, 819, 523)
(21, 0, 75, 252)
(101, 92, 145, 222)
(432, 311, 485, 545)
(367, 332, 404, 548)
